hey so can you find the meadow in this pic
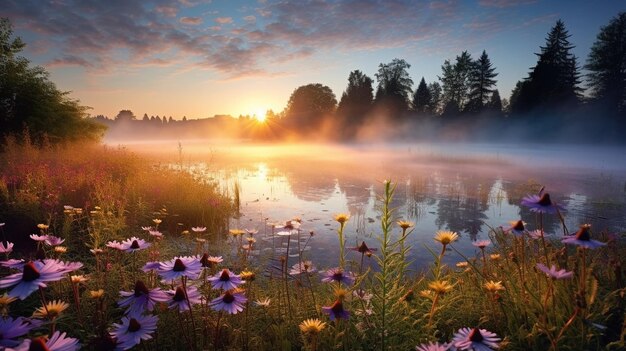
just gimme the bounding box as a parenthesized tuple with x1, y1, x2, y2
(0, 140, 624, 351)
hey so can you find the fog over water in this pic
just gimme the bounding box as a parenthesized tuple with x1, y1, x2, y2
(112, 140, 626, 270)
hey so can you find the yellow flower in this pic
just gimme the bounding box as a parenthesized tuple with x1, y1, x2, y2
(299, 318, 326, 334)
(246, 237, 257, 244)
(54, 246, 67, 253)
(490, 254, 501, 261)
(33, 300, 69, 319)
(240, 270, 256, 281)
(71, 275, 88, 284)
(0, 294, 17, 311)
(90, 289, 105, 299)
(434, 230, 459, 245)
(484, 281, 505, 293)
(181, 230, 190, 235)
(334, 213, 350, 225)
(254, 298, 271, 307)
(37, 224, 49, 230)
(229, 229, 245, 236)
(428, 280, 454, 295)
(419, 290, 433, 299)
(397, 220, 414, 230)
(333, 288, 349, 300)
(152, 219, 162, 224)
(456, 261, 469, 268)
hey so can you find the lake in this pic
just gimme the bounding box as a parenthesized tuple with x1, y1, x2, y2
(123, 141, 626, 271)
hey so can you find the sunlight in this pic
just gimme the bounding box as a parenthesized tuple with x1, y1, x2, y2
(253, 109, 267, 123)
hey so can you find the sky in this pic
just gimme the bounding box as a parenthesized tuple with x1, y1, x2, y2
(2, 0, 624, 120)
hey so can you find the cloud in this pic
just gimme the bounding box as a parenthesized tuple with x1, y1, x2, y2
(478, 0, 536, 8)
(215, 17, 233, 24)
(180, 16, 203, 25)
(244, 15, 256, 23)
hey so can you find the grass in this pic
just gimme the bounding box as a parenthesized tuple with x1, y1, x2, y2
(0, 141, 624, 350)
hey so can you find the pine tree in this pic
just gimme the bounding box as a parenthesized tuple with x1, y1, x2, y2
(585, 12, 626, 118)
(337, 70, 374, 125)
(487, 89, 503, 116)
(411, 77, 432, 114)
(428, 82, 442, 115)
(439, 51, 473, 116)
(466, 50, 498, 113)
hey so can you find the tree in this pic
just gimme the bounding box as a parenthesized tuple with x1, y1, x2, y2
(511, 20, 581, 114)
(585, 12, 626, 119)
(0, 18, 105, 144)
(487, 89, 503, 117)
(337, 70, 374, 125)
(374, 58, 413, 117)
(439, 51, 473, 116)
(428, 82, 442, 115)
(283, 83, 336, 128)
(142, 113, 149, 121)
(412, 77, 432, 114)
(115, 110, 136, 122)
(466, 50, 498, 113)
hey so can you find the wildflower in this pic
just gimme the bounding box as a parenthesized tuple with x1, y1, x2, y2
(54, 246, 67, 253)
(521, 192, 565, 214)
(452, 327, 500, 351)
(246, 237, 257, 244)
(419, 290, 434, 299)
(141, 226, 153, 231)
(121, 237, 151, 253)
(473, 240, 491, 249)
(321, 268, 355, 285)
(118, 280, 169, 317)
(415, 342, 450, 351)
(254, 298, 271, 307)
(90, 248, 104, 255)
(353, 289, 373, 302)
(110, 314, 158, 350)
(333, 287, 349, 300)
(90, 289, 105, 299)
(0, 293, 17, 312)
(142, 261, 160, 273)
(434, 231, 459, 245)
(299, 318, 326, 334)
(45, 235, 65, 246)
(334, 213, 350, 225)
(0, 261, 66, 300)
(428, 280, 454, 295)
(240, 270, 256, 281)
(561, 224, 606, 249)
(19, 331, 80, 351)
(489, 254, 501, 261)
(0, 316, 41, 348)
(229, 229, 245, 237)
(70, 275, 88, 284)
(37, 224, 49, 230)
(322, 300, 350, 320)
(157, 256, 202, 280)
(195, 237, 206, 243)
(33, 300, 70, 319)
(484, 281, 505, 293)
(505, 220, 527, 237)
(167, 285, 201, 311)
(199, 254, 223, 268)
(0, 242, 14, 254)
(290, 261, 317, 275)
(208, 269, 244, 290)
(536, 263, 574, 280)
(456, 261, 469, 268)
(152, 219, 162, 225)
(245, 228, 258, 236)
(105, 240, 124, 251)
(276, 230, 293, 236)
(181, 230, 190, 235)
(527, 230, 544, 240)
(191, 226, 206, 233)
(349, 241, 378, 255)
(398, 220, 414, 230)
(148, 230, 163, 239)
(210, 290, 247, 314)
(30, 234, 48, 242)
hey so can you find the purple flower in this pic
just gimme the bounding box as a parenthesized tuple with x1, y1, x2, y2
(349, 241, 378, 255)
(415, 342, 450, 351)
(521, 192, 565, 214)
(289, 261, 317, 275)
(167, 285, 201, 312)
(157, 256, 202, 281)
(536, 263, 573, 280)
(191, 226, 206, 233)
(452, 327, 500, 351)
(208, 269, 244, 290)
(0, 261, 67, 299)
(210, 290, 247, 314)
(30, 234, 48, 242)
(561, 224, 606, 250)
(106, 240, 124, 251)
(504, 220, 527, 237)
(118, 280, 169, 317)
(0, 241, 14, 254)
(44, 235, 65, 246)
(0, 317, 41, 347)
(527, 230, 545, 240)
(321, 268, 355, 285)
(16, 331, 80, 351)
(110, 314, 158, 350)
(1, 259, 25, 269)
(121, 237, 151, 253)
(472, 240, 491, 249)
(321, 300, 350, 320)
(142, 261, 161, 273)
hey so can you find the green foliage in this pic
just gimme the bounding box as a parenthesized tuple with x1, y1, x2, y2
(337, 70, 374, 127)
(412, 77, 432, 114)
(0, 18, 106, 144)
(374, 58, 413, 117)
(466, 50, 498, 114)
(439, 51, 473, 115)
(284, 83, 337, 126)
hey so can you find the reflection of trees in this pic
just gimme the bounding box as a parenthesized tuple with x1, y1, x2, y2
(501, 180, 562, 234)
(271, 159, 337, 202)
(435, 175, 493, 241)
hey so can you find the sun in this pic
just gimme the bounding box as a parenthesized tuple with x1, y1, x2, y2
(253, 109, 267, 123)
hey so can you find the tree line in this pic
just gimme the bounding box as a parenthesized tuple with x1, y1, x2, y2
(280, 15, 626, 141)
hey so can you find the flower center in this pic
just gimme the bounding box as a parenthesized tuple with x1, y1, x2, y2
(128, 318, 141, 333)
(538, 193, 552, 206)
(173, 258, 186, 272)
(22, 262, 41, 282)
(358, 242, 369, 253)
(575, 226, 591, 241)
(331, 300, 344, 314)
(332, 272, 344, 281)
(219, 270, 231, 281)
(469, 328, 484, 342)
(173, 287, 186, 302)
(200, 253, 210, 267)
(134, 280, 149, 297)
(130, 240, 140, 249)
(513, 220, 525, 231)
(28, 337, 50, 351)
(223, 292, 235, 303)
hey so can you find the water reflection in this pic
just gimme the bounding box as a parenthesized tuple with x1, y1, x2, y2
(181, 143, 626, 270)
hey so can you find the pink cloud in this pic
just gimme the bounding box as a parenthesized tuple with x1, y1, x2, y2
(215, 17, 233, 24)
(180, 16, 203, 25)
